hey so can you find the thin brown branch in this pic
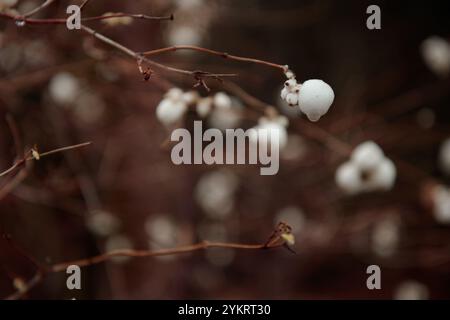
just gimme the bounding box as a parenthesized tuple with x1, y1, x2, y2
(0, 142, 92, 178)
(82, 13, 174, 23)
(141, 45, 287, 73)
(79, 24, 236, 82)
(5, 271, 43, 300)
(0, 11, 173, 25)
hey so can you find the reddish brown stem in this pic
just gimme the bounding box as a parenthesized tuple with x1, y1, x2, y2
(142, 45, 287, 73)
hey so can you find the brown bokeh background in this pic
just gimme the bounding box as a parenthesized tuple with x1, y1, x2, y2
(1, 0, 450, 299)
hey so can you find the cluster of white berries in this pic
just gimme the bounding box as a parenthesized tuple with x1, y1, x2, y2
(335, 141, 396, 194)
(101, 12, 133, 27)
(421, 36, 450, 77)
(49, 72, 80, 106)
(156, 88, 236, 127)
(249, 115, 289, 149)
(280, 68, 335, 122)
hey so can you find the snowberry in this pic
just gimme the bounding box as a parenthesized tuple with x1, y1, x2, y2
(168, 25, 202, 47)
(351, 141, 385, 171)
(208, 107, 241, 130)
(439, 138, 450, 176)
(145, 215, 178, 247)
(280, 87, 289, 100)
(367, 158, 396, 191)
(284, 79, 298, 89)
(195, 170, 239, 219)
(156, 98, 187, 126)
(284, 69, 295, 80)
(431, 185, 450, 224)
(213, 92, 232, 109)
(372, 216, 400, 257)
(297, 79, 335, 122)
(335, 162, 362, 194)
(335, 141, 396, 194)
(49, 72, 80, 106)
(394, 281, 429, 300)
(165, 87, 183, 100)
(421, 36, 450, 77)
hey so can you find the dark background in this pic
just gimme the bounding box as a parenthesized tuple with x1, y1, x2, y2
(1, 0, 450, 299)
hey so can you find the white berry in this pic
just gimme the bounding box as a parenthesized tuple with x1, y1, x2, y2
(49, 72, 80, 106)
(431, 185, 450, 224)
(368, 158, 396, 191)
(351, 141, 385, 171)
(297, 79, 334, 122)
(439, 138, 450, 176)
(249, 116, 289, 149)
(335, 162, 361, 194)
(335, 141, 396, 195)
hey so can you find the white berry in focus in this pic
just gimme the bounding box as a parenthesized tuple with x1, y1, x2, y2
(439, 138, 450, 176)
(297, 79, 334, 122)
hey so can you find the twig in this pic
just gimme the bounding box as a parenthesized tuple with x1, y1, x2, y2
(0, 142, 92, 178)
(82, 13, 174, 23)
(141, 45, 287, 73)
(0, 12, 173, 25)
(50, 241, 270, 272)
(4, 222, 293, 299)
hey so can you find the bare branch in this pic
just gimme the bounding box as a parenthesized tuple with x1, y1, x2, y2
(142, 45, 287, 73)
(4, 222, 293, 299)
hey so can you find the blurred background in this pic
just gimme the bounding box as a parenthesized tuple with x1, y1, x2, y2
(1, 0, 450, 299)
